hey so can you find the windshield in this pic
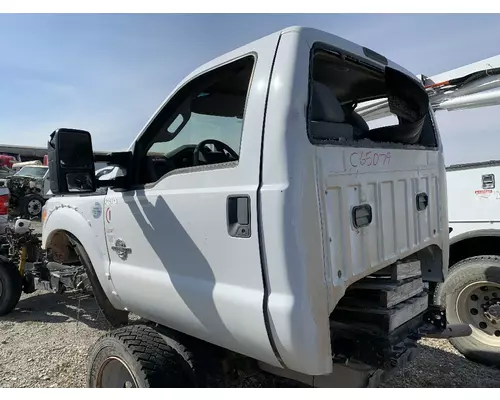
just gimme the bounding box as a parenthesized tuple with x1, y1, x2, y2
(15, 166, 48, 178)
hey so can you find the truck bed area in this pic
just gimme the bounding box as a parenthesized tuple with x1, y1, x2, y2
(329, 258, 445, 372)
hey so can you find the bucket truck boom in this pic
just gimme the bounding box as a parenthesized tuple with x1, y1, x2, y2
(357, 54, 500, 120)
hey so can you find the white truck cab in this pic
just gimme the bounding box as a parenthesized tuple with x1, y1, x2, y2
(41, 27, 464, 388)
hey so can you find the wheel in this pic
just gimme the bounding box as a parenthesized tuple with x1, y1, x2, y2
(87, 325, 196, 388)
(0, 255, 23, 316)
(22, 194, 45, 219)
(434, 255, 500, 366)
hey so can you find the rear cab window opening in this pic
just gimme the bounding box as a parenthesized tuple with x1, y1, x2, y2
(307, 45, 438, 150)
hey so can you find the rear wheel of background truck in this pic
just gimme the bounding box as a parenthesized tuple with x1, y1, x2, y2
(87, 325, 197, 388)
(0, 256, 22, 316)
(21, 194, 45, 219)
(434, 255, 500, 366)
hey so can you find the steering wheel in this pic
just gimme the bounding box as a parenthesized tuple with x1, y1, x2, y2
(193, 139, 238, 166)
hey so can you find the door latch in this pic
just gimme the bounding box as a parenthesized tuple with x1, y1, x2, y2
(482, 174, 495, 189)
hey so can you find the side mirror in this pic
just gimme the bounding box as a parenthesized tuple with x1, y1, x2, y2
(47, 128, 96, 194)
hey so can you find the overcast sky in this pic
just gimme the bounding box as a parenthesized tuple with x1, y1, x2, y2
(0, 14, 499, 165)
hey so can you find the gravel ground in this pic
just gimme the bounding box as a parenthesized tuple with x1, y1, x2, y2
(0, 290, 499, 388)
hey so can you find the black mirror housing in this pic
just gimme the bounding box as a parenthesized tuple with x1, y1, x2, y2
(48, 128, 97, 195)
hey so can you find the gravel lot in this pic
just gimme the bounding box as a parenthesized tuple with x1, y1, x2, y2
(0, 289, 499, 388)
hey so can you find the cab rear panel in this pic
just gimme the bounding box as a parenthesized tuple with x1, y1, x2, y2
(317, 147, 445, 294)
(260, 27, 448, 375)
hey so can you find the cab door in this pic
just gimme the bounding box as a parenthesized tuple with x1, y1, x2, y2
(103, 32, 282, 367)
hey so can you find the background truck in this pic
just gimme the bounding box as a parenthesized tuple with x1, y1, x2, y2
(0, 187, 9, 233)
(0, 154, 18, 188)
(439, 160, 500, 366)
(36, 26, 467, 388)
(6, 164, 50, 219)
(358, 54, 500, 366)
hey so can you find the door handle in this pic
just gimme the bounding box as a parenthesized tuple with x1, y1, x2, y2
(352, 204, 372, 228)
(416, 192, 429, 211)
(227, 195, 251, 238)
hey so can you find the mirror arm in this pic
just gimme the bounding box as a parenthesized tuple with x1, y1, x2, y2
(96, 176, 128, 190)
(94, 151, 132, 168)
(94, 151, 133, 190)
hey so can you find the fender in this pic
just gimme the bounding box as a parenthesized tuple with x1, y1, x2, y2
(450, 228, 500, 246)
(42, 202, 125, 311)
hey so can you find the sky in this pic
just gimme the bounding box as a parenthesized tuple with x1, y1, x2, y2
(1, 13, 500, 165)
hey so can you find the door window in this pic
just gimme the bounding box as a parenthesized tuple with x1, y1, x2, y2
(137, 56, 255, 185)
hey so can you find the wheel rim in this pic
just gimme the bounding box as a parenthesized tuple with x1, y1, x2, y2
(27, 199, 42, 216)
(96, 356, 138, 388)
(456, 281, 500, 347)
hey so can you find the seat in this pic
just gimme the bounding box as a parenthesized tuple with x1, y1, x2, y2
(346, 110, 369, 132)
(309, 82, 355, 142)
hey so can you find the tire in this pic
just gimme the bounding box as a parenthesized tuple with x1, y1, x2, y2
(155, 325, 224, 387)
(22, 194, 45, 219)
(434, 255, 500, 366)
(87, 325, 196, 388)
(0, 255, 23, 316)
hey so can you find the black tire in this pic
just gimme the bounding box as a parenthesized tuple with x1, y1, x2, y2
(0, 255, 23, 316)
(21, 194, 45, 219)
(87, 325, 196, 388)
(71, 239, 129, 328)
(154, 325, 224, 387)
(434, 255, 500, 366)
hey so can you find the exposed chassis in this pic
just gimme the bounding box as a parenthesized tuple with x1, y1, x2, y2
(0, 219, 91, 300)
